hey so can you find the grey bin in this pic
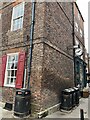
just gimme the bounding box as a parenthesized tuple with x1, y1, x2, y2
(60, 89, 73, 111)
(73, 87, 79, 105)
(14, 88, 31, 118)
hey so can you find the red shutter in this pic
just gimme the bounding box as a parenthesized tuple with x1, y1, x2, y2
(15, 52, 26, 89)
(0, 55, 7, 87)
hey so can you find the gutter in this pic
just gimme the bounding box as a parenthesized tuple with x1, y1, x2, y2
(27, 0, 36, 89)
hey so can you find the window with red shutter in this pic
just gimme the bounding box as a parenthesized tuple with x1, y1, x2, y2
(15, 52, 26, 89)
(0, 55, 7, 87)
(4, 53, 18, 87)
(3, 52, 25, 88)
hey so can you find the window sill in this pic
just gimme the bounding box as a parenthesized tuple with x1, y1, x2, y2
(4, 84, 15, 88)
(7, 29, 25, 36)
(6, 28, 25, 44)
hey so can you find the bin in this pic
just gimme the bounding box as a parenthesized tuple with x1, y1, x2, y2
(14, 88, 31, 118)
(73, 87, 79, 105)
(83, 91, 89, 98)
(68, 88, 75, 107)
(83, 88, 89, 98)
(60, 89, 72, 111)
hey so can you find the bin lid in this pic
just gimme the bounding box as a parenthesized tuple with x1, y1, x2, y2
(73, 87, 79, 90)
(68, 88, 74, 92)
(16, 88, 30, 92)
(63, 89, 71, 92)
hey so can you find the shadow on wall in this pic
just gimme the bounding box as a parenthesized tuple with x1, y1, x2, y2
(41, 69, 73, 109)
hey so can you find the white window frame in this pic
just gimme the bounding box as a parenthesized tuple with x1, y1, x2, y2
(11, 2, 25, 31)
(75, 38, 79, 46)
(0, 13, 2, 19)
(80, 29, 83, 37)
(78, 12, 80, 20)
(80, 45, 83, 60)
(75, 22, 78, 32)
(4, 52, 19, 87)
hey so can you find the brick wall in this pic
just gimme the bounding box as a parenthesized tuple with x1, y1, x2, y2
(74, 3, 84, 46)
(1, 2, 74, 114)
(1, 2, 32, 103)
(74, 3, 85, 61)
(39, 2, 74, 111)
(44, 2, 73, 55)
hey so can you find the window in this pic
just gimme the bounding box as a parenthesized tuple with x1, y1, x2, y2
(0, 13, 2, 19)
(75, 22, 78, 32)
(78, 12, 80, 20)
(75, 37, 79, 46)
(4, 53, 19, 87)
(11, 2, 24, 31)
(80, 29, 83, 37)
(80, 45, 83, 60)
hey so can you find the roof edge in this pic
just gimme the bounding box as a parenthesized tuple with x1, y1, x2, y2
(74, 2, 84, 22)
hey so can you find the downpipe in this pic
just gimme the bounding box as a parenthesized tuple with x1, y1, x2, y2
(13, 1, 36, 118)
(27, 0, 36, 89)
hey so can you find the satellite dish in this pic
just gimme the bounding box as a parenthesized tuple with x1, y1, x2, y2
(75, 48, 83, 56)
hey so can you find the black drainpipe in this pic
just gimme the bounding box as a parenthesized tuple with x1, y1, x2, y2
(72, 2, 76, 86)
(27, 0, 35, 89)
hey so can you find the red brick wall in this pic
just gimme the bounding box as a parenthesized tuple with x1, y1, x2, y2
(1, 2, 74, 114)
(74, 3, 84, 45)
(40, 2, 74, 111)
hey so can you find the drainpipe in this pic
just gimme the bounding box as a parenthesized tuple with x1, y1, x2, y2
(72, 2, 76, 86)
(27, 0, 35, 89)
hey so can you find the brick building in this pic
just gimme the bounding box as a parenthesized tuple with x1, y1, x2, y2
(85, 51, 89, 72)
(73, 3, 87, 89)
(86, 53, 90, 82)
(88, 57, 90, 73)
(0, 1, 86, 116)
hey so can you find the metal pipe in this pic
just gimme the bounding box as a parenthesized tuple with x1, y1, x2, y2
(72, 2, 76, 86)
(23, 69, 26, 88)
(27, 0, 35, 89)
